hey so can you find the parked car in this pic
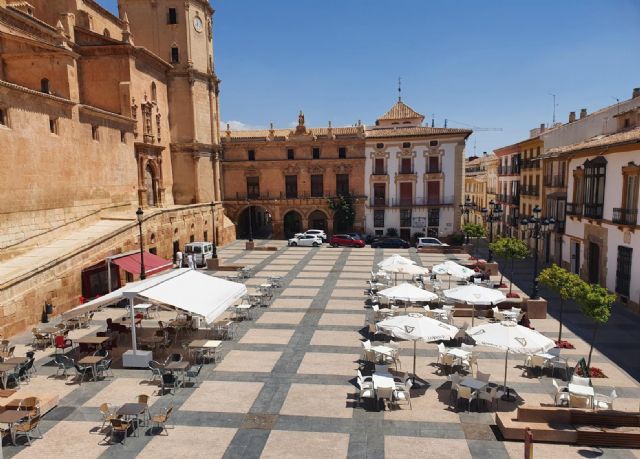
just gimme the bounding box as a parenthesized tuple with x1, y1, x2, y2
(345, 232, 364, 241)
(329, 234, 365, 248)
(416, 237, 450, 248)
(370, 237, 411, 248)
(294, 229, 327, 242)
(288, 235, 323, 247)
(184, 242, 215, 267)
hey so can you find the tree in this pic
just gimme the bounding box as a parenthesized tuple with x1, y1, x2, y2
(538, 264, 584, 342)
(327, 195, 355, 232)
(576, 282, 615, 370)
(489, 237, 529, 295)
(462, 223, 485, 259)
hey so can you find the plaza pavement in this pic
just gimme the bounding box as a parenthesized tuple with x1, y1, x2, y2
(3, 240, 640, 458)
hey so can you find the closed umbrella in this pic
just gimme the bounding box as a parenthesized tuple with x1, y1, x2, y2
(443, 284, 506, 325)
(377, 313, 458, 385)
(466, 321, 555, 400)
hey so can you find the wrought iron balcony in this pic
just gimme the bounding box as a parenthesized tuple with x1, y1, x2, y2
(370, 197, 388, 206)
(566, 203, 583, 216)
(584, 203, 604, 220)
(612, 208, 638, 226)
(544, 175, 565, 187)
(521, 185, 539, 197)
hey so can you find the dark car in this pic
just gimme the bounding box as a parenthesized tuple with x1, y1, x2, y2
(329, 234, 365, 248)
(370, 237, 411, 248)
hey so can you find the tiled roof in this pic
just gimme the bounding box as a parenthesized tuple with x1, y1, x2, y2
(546, 128, 640, 155)
(224, 126, 362, 140)
(377, 101, 424, 121)
(365, 126, 472, 138)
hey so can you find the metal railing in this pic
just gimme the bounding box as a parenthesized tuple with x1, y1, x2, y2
(521, 185, 539, 196)
(612, 208, 638, 226)
(390, 196, 456, 207)
(584, 203, 604, 219)
(231, 191, 361, 201)
(544, 175, 565, 187)
(566, 203, 583, 216)
(369, 197, 388, 206)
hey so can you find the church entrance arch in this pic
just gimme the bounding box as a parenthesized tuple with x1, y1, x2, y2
(283, 210, 303, 239)
(237, 206, 272, 239)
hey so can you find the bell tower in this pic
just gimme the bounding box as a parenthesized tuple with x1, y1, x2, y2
(118, 0, 222, 205)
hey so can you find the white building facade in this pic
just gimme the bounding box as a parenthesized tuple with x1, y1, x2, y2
(363, 100, 471, 241)
(547, 88, 640, 312)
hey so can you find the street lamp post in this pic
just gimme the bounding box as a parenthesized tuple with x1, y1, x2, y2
(481, 200, 502, 263)
(247, 202, 254, 242)
(519, 205, 555, 300)
(459, 197, 474, 244)
(135, 207, 146, 280)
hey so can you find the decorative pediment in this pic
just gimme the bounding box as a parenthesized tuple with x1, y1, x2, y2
(244, 166, 261, 177)
(396, 149, 416, 159)
(425, 147, 444, 157)
(333, 164, 352, 175)
(308, 165, 325, 175)
(370, 150, 390, 159)
(282, 164, 301, 176)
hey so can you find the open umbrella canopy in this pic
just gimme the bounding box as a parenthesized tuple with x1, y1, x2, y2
(377, 314, 458, 341)
(381, 263, 429, 275)
(377, 254, 416, 269)
(466, 321, 555, 354)
(442, 284, 506, 306)
(378, 283, 439, 302)
(466, 320, 555, 399)
(431, 260, 475, 278)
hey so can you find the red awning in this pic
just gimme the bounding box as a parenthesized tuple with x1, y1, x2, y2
(111, 251, 173, 276)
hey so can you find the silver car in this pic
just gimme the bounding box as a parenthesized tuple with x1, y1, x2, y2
(288, 235, 323, 247)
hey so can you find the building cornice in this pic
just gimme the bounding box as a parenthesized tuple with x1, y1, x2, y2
(0, 79, 75, 105)
(78, 104, 136, 124)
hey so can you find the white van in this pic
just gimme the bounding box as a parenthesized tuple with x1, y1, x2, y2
(184, 242, 215, 267)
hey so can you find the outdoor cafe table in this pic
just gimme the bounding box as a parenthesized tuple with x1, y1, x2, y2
(459, 377, 487, 391)
(0, 409, 28, 444)
(116, 403, 147, 436)
(76, 335, 110, 353)
(446, 348, 472, 361)
(133, 303, 155, 318)
(372, 373, 395, 410)
(371, 345, 396, 360)
(165, 361, 190, 386)
(569, 383, 595, 407)
(235, 304, 253, 320)
(0, 363, 17, 389)
(3, 357, 27, 366)
(188, 339, 222, 362)
(502, 310, 519, 321)
(78, 355, 104, 381)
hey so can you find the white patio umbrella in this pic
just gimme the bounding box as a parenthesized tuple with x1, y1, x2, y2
(443, 284, 507, 325)
(431, 261, 476, 288)
(466, 321, 555, 400)
(378, 255, 422, 283)
(377, 313, 458, 385)
(378, 282, 438, 308)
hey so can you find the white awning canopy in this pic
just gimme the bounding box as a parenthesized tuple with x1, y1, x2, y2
(62, 269, 247, 325)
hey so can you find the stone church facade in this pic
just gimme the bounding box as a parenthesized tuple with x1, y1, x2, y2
(0, 0, 233, 334)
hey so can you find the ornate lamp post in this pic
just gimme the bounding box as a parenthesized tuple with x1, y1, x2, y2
(519, 205, 555, 299)
(481, 200, 502, 263)
(135, 207, 146, 280)
(459, 197, 475, 243)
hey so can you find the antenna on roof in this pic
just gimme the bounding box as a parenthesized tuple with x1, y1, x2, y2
(431, 114, 435, 128)
(397, 76, 402, 102)
(548, 93, 558, 124)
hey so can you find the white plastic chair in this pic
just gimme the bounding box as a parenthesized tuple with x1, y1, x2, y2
(594, 389, 617, 410)
(478, 386, 499, 411)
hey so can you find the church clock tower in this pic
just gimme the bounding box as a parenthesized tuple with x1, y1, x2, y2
(118, 0, 222, 206)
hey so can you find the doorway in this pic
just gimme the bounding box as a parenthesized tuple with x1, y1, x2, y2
(283, 210, 303, 238)
(588, 242, 600, 284)
(570, 242, 580, 275)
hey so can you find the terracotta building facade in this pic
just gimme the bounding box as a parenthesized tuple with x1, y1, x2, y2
(0, 0, 232, 335)
(221, 114, 367, 239)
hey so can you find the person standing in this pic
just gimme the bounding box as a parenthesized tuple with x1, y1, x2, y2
(175, 250, 183, 268)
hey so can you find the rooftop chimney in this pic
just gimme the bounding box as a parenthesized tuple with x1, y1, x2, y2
(569, 111, 576, 123)
(633, 88, 640, 98)
(580, 108, 587, 119)
(539, 123, 545, 133)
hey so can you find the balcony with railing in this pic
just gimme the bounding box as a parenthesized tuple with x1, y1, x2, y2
(554, 220, 566, 234)
(509, 195, 520, 205)
(521, 185, 539, 197)
(231, 191, 362, 201)
(612, 208, 638, 226)
(521, 160, 540, 170)
(369, 196, 388, 207)
(566, 203, 583, 216)
(390, 196, 456, 207)
(584, 204, 604, 219)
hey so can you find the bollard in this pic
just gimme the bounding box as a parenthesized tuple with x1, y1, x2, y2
(524, 427, 533, 459)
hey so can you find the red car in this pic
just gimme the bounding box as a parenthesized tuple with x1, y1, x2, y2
(329, 234, 365, 248)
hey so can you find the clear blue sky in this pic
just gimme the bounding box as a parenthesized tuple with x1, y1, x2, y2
(100, 0, 640, 155)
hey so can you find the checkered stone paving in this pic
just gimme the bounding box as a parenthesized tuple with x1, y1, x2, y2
(3, 240, 639, 458)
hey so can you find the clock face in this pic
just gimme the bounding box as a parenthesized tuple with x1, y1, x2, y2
(193, 16, 203, 32)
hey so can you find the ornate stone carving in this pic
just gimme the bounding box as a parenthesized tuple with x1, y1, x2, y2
(282, 164, 301, 176)
(308, 165, 325, 175)
(244, 166, 260, 177)
(333, 164, 352, 174)
(396, 149, 416, 158)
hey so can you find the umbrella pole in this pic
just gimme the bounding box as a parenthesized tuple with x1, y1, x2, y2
(471, 303, 475, 327)
(411, 340, 423, 388)
(501, 349, 515, 401)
